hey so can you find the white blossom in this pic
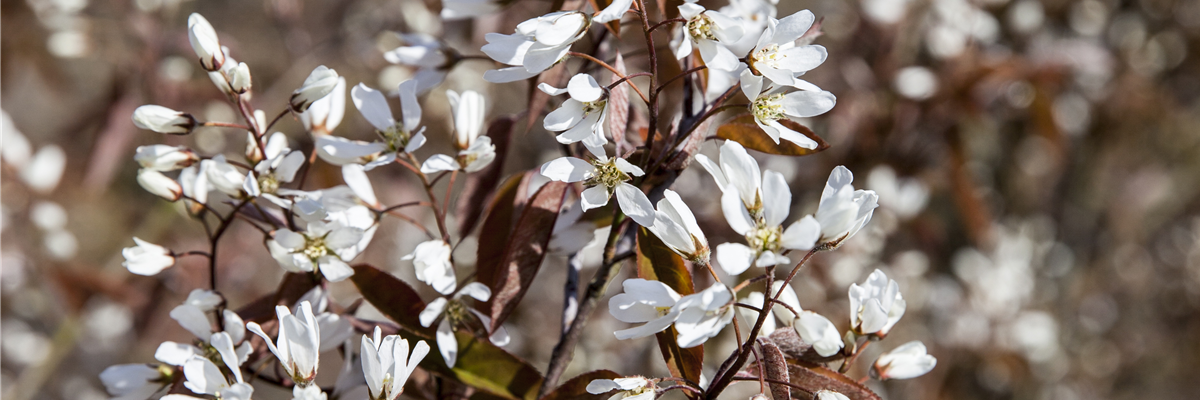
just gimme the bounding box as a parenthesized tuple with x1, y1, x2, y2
(338, 80, 426, 169)
(848, 269, 906, 336)
(872, 340, 936, 380)
(674, 0, 744, 71)
(121, 237, 175, 276)
(292, 66, 340, 112)
(740, 70, 836, 149)
(815, 390, 850, 400)
(315, 136, 389, 167)
(418, 283, 506, 368)
(301, 76, 347, 135)
(360, 326, 429, 400)
(719, 0, 777, 57)
(746, 11, 828, 89)
(482, 11, 590, 83)
(137, 169, 182, 201)
(594, 0, 635, 24)
(383, 34, 451, 93)
(203, 156, 253, 197)
(228, 62, 252, 94)
(610, 279, 683, 340)
(267, 222, 363, 282)
(646, 189, 710, 264)
(187, 13, 224, 71)
(586, 377, 655, 400)
(403, 240, 456, 294)
(539, 152, 653, 226)
(441, 0, 502, 21)
(814, 166, 879, 247)
(673, 284, 734, 348)
(794, 311, 842, 357)
(99, 364, 167, 400)
(342, 164, 379, 208)
(420, 90, 494, 173)
(539, 74, 610, 157)
(132, 105, 196, 135)
(292, 385, 328, 400)
(246, 302, 322, 385)
(135, 145, 198, 171)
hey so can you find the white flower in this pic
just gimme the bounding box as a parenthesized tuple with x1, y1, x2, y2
(586, 377, 655, 400)
(539, 74, 609, 157)
(872, 340, 936, 380)
(740, 70, 836, 149)
(315, 136, 389, 167)
(179, 164, 210, 211)
(121, 237, 175, 276)
(292, 66, 340, 112)
(418, 282, 505, 368)
(746, 11, 829, 89)
(699, 141, 820, 275)
(594, 0, 635, 23)
(420, 90, 495, 173)
(135, 145, 198, 171)
(719, 0, 777, 57)
(815, 390, 850, 400)
(132, 105, 196, 135)
(674, 0, 744, 71)
(297, 287, 355, 353)
(137, 169, 182, 201)
(848, 269, 905, 336)
(736, 291, 775, 334)
(346, 80, 427, 169)
(794, 311, 842, 357)
(441, 0, 502, 21)
(673, 283, 734, 348)
(482, 11, 590, 83)
(360, 326, 429, 400)
(228, 62, 252, 94)
(539, 152, 653, 226)
(179, 355, 253, 398)
(610, 279, 683, 340)
(814, 166, 878, 247)
(203, 155, 253, 197)
(646, 190, 710, 264)
(403, 240, 456, 294)
(301, 76, 346, 135)
(252, 134, 305, 197)
(383, 34, 451, 93)
(293, 385, 328, 400)
(246, 302, 322, 385)
(187, 13, 224, 71)
(99, 364, 168, 400)
(267, 222, 363, 282)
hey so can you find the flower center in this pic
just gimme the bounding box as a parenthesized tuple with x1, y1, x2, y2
(302, 236, 330, 260)
(582, 100, 606, 116)
(379, 124, 415, 153)
(751, 94, 786, 122)
(258, 174, 280, 194)
(687, 14, 717, 41)
(746, 224, 783, 254)
(750, 44, 782, 71)
(586, 158, 630, 189)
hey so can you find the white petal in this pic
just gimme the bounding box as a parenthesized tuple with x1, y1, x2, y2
(154, 341, 198, 366)
(420, 298, 449, 328)
(420, 154, 460, 173)
(580, 185, 611, 211)
(436, 319, 458, 368)
(566, 74, 604, 102)
(342, 164, 378, 207)
(169, 305, 212, 340)
(715, 242, 755, 275)
(781, 90, 836, 118)
(780, 215, 819, 250)
(615, 183, 654, 227)
(720, 186, 754, 235)
(458, 282, 492, 302)
(398, 80, 423, 132)
(760, 170, 791, 227)
(540, 157, 595, 182)
(593, 0, 634, 22)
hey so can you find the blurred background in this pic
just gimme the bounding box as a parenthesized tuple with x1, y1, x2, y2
(4, 0, 1200, 399)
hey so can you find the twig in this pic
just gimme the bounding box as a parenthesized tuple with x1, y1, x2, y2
(201, 121, 251, 130)
(569, 51, 651, 104)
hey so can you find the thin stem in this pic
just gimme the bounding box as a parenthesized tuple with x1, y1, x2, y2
(208, 200, 250, 291)
(649, 18, 688, 34)
(262, 109, 292, 133)
(405, 153, 451, 242)
(656, 65, 707, 95)
(200, 121, 251, 130)
(839, 339, 873, 373)
(569, 52, 651, 104)
(174, 250, 212, 258)
(375, 201, 431, 215)
(633, 0, 659, 171)
(607, 72, 653, 91)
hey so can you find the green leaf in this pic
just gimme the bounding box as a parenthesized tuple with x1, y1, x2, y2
(350, 264, 431, 336)
(446, 330, 546, 400)
(487, 181, 568, 331)
(715, 114, 829, 156)
(538, 370, 622, 400)
(636, 228, 703, 385)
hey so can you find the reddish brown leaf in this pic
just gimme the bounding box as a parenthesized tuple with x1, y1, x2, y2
(608, 53, 630, 154)
(715, 114, 829, 156)
(786, 362, 881, 400)
(476, 172, 528, 291)
(636, 227, 703, 385)
(350, 264, 432, 336)
(486, 181, 569, 331)
(756, 337, 791, 400)
(237, 272, 318, 323)
(456, 116, 517, 236)
(537, 370, 622, 400)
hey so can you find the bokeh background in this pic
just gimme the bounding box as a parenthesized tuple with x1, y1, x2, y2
(4, 0, 1200, 399)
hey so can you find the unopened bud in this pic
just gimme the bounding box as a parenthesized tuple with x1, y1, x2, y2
(245, 132, 264, 164)
(871, 341, 936, 380)
(187, 13, 224, 71)
(290, 65, 339, 112)
(132, 105, 196, 135)
(229, 62, 251, 94)
(135, 145, 199, 171)
(137, 169, 183, 201)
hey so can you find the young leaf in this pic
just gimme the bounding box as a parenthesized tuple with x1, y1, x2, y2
(767, 328, 845, 364)
(350, 264, 431, 336)
(715, 115, 829, 156)
(476, 172, 530, 290)
(636, 227, 703, 385)
(537, 370, 622, 400)
(457, 116, 517, 236)
(608, 53, 630, 155)
(486, 181, 568, 332)
(756, 337, 791, 400)
(786, 361, 881, 400)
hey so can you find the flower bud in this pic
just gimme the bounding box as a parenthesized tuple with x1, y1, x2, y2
(815, 390, 850, 400)
(187, 13, 224, 71)
(228, 62, 251, 94)
(137, 169, 182, 201)
(291, 65, 339, 112)
(871, 340, 937, 380)
(132, 105, 196, 135)
(121, 237, 175, 276)
(135, 145, 198, 171)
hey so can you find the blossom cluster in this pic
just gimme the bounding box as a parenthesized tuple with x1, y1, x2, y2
(104, 2, 937, 400)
